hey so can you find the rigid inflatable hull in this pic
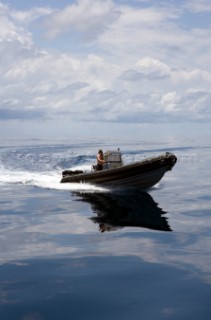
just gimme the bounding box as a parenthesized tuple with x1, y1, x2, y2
(60, 152, 177, 189)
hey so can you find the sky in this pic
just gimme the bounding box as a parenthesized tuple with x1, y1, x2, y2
(0, 0, 211, 139)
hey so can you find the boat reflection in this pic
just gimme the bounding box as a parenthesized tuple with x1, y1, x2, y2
(75, 191, 172, 232)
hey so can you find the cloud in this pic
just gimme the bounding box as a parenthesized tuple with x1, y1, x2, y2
(185, 0, 211, 13)
(161, 89, 211, 119)
(0, 0, 211, 125)
(120, 57, 171, 81)
(0, 108, 46, 120)
(0, 4, 31, 45)
(10, 6, 54, 25)
(44, 0, 121, 41)
(161, 92, 178, 113)
(173, 69, 211, 84)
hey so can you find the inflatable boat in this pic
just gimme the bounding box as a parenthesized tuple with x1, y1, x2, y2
(60, 150, 177, 189)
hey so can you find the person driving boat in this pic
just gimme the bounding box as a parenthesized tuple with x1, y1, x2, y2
(96, 149, 106, 170)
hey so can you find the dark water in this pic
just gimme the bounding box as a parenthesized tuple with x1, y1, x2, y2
(0, 138, 211, 320)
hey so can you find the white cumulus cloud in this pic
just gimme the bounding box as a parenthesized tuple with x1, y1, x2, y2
(45, 0, 121, 40)
(0, 0, 211, 128)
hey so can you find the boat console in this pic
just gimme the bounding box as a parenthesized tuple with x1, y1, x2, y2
(103, 150, 123, 170)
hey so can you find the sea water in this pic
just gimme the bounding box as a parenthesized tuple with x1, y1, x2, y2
(0, 137, 211, 320)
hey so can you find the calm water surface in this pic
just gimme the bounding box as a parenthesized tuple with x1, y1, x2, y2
(0, 137, 211, 320)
